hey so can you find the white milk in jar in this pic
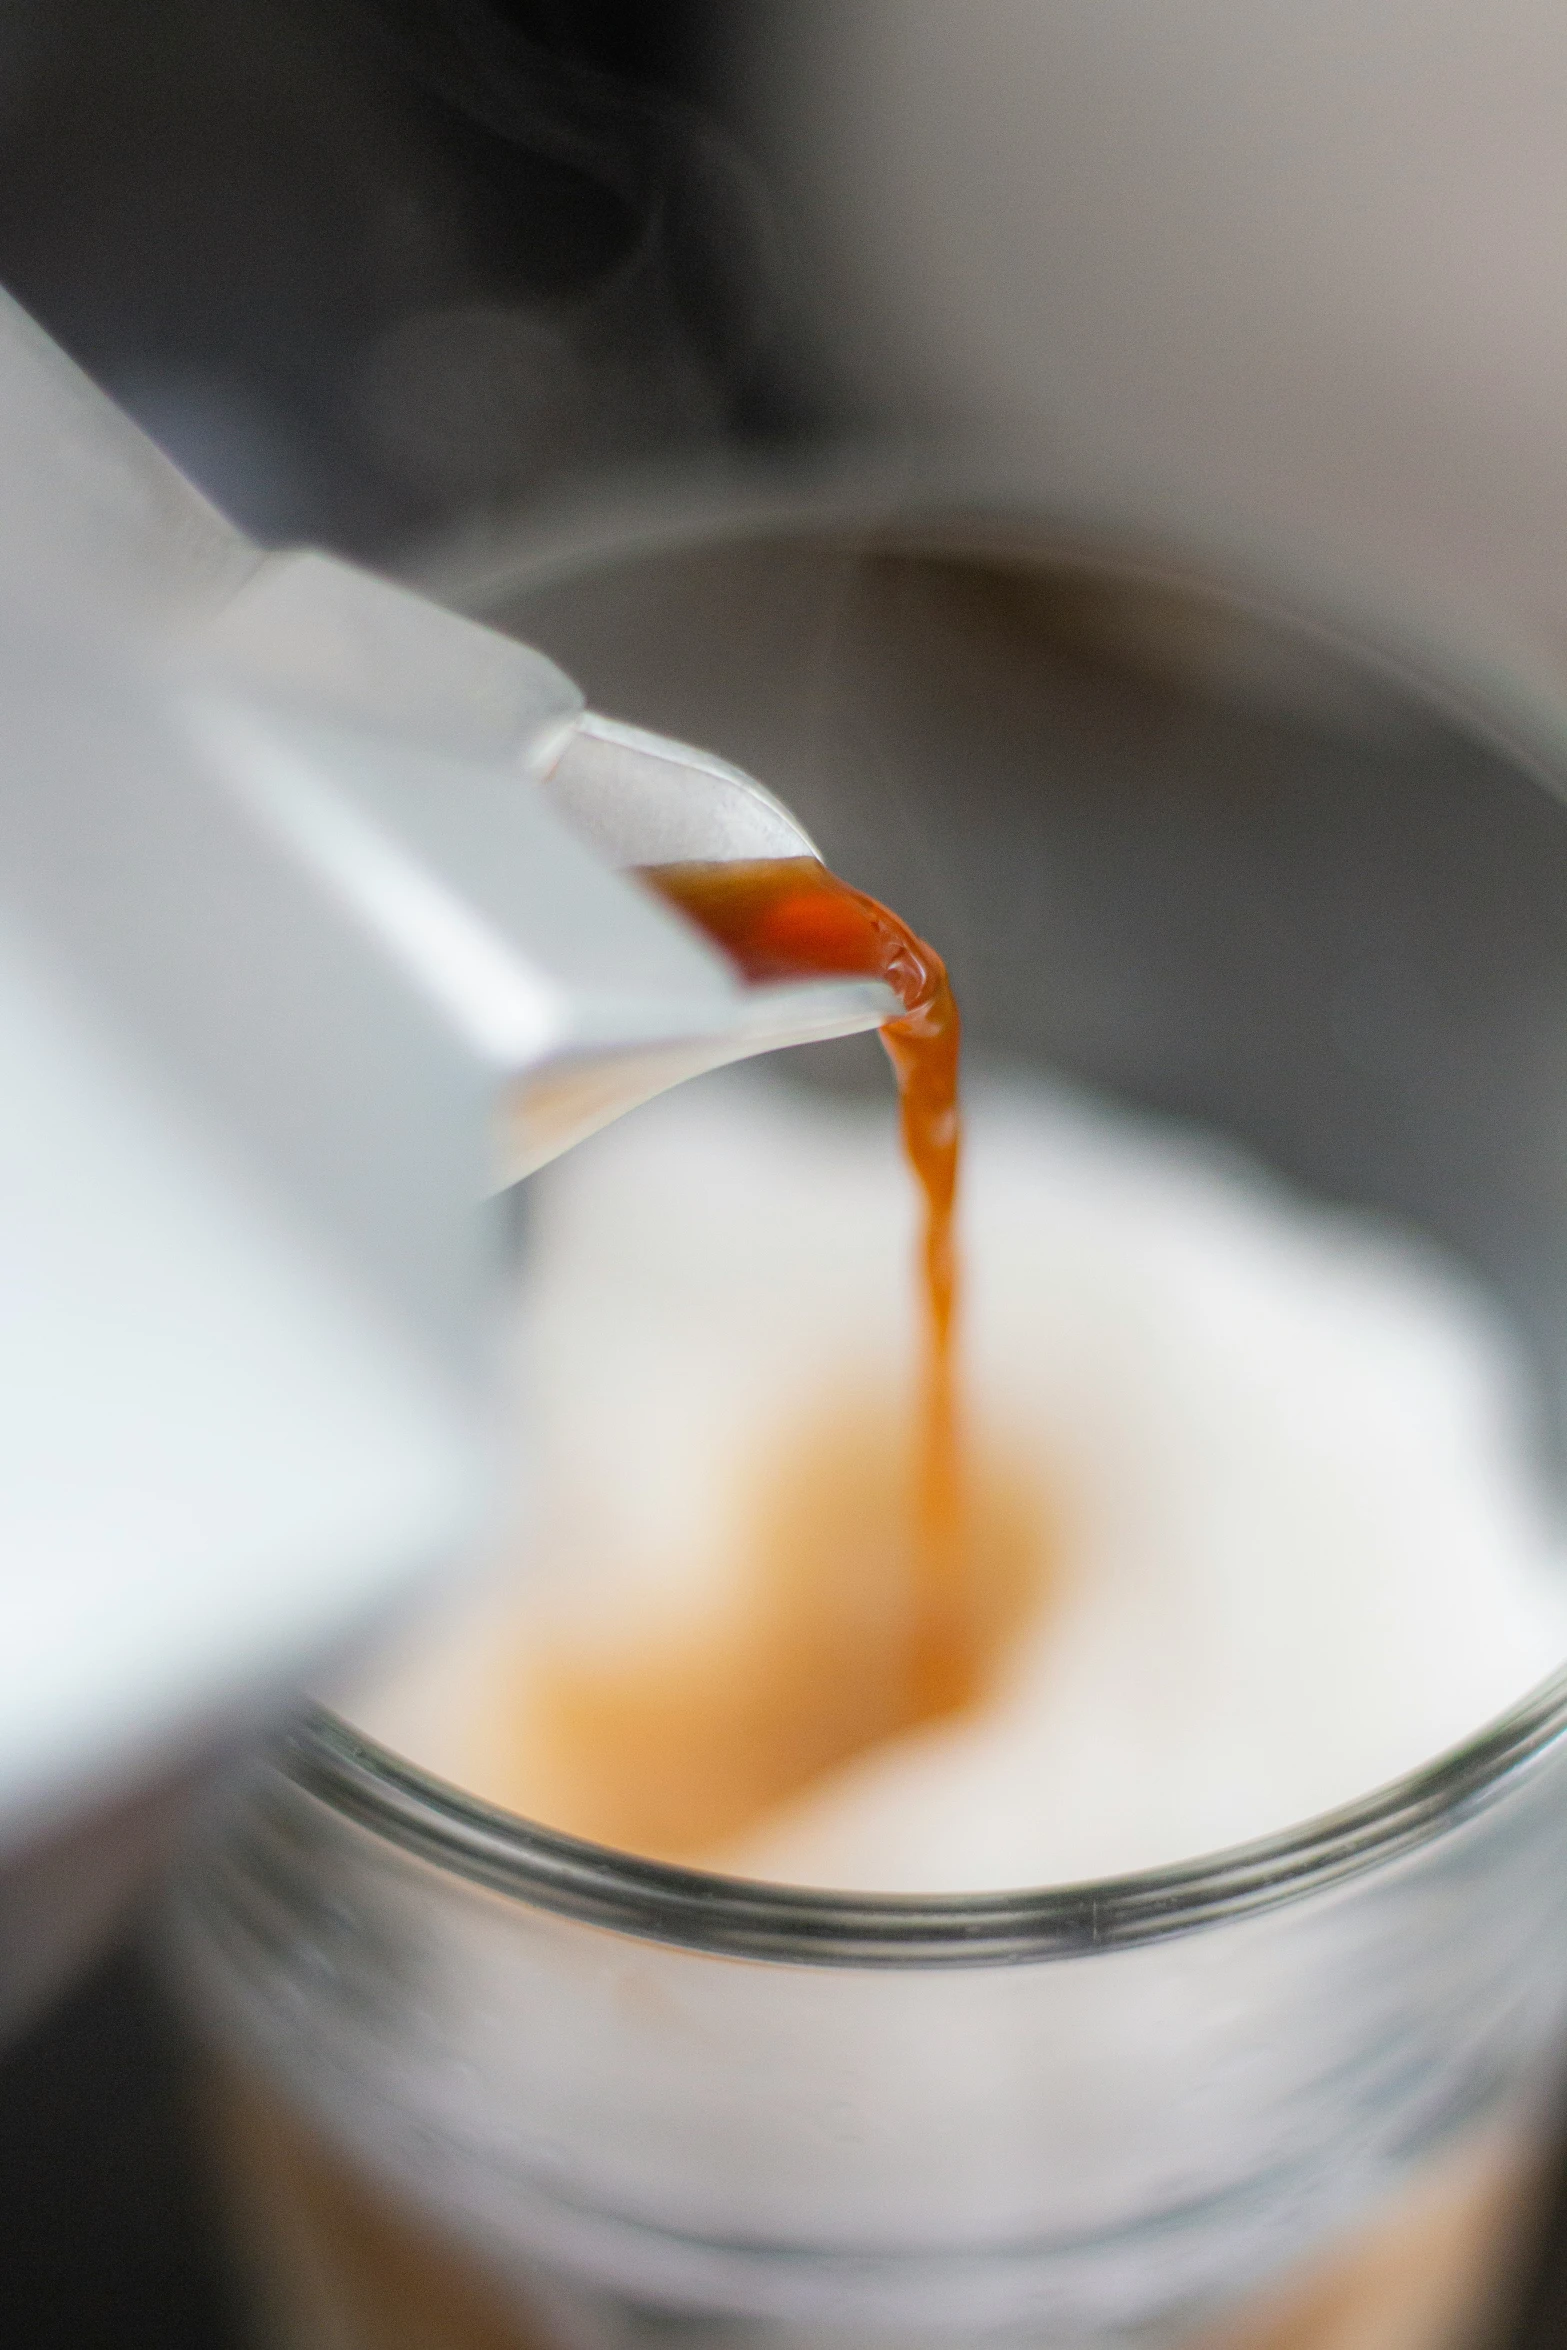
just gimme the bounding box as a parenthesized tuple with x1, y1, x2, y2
(357, 1067, 1567, 1888)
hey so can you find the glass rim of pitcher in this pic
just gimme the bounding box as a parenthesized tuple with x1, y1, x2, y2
(280, 1672, 1567, 1970)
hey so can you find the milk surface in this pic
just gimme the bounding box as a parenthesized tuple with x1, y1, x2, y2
(351, 1066, 1567, 1890)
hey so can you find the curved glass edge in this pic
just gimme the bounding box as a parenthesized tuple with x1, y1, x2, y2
(269, 1669, 1567, 1970)
(439, 475, 1567, 823)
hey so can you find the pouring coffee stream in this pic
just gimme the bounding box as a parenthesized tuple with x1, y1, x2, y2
(488, 851, 982, 1866)
(534, 708, 974, 1740)
(641, 859, 971, 1722)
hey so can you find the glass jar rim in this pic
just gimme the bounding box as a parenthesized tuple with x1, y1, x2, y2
(280, 1668, 1567, 1969)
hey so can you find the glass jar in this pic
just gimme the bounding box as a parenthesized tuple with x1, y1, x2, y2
(169, 484, 1567, 2349)
(170, 1691, 1567, 2350)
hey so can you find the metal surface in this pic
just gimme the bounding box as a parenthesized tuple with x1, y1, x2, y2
(0, 295, 891, 2017)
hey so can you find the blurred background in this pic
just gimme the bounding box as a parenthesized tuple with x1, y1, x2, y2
(9, 3, 1567, 2342)
(3, 3, 1567, 637)
(0, 0, 774, 559)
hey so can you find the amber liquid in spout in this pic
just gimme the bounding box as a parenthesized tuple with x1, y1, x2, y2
(644, 858, 969, 1716)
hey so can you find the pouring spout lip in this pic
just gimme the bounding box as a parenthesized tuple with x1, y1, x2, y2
(542, 710, 824, 869)
(535, 973, 900, 1062)
(496, 974, 899, 1186)
(709, 972, 902, 1044)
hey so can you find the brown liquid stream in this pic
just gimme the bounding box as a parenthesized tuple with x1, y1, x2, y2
(491, 857, 1047, 1865)
(643, 858, 968, 1718)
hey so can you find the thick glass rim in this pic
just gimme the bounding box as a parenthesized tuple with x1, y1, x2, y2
(429, 456, 1567, 814)
(283, 1664, 1567, 1969)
